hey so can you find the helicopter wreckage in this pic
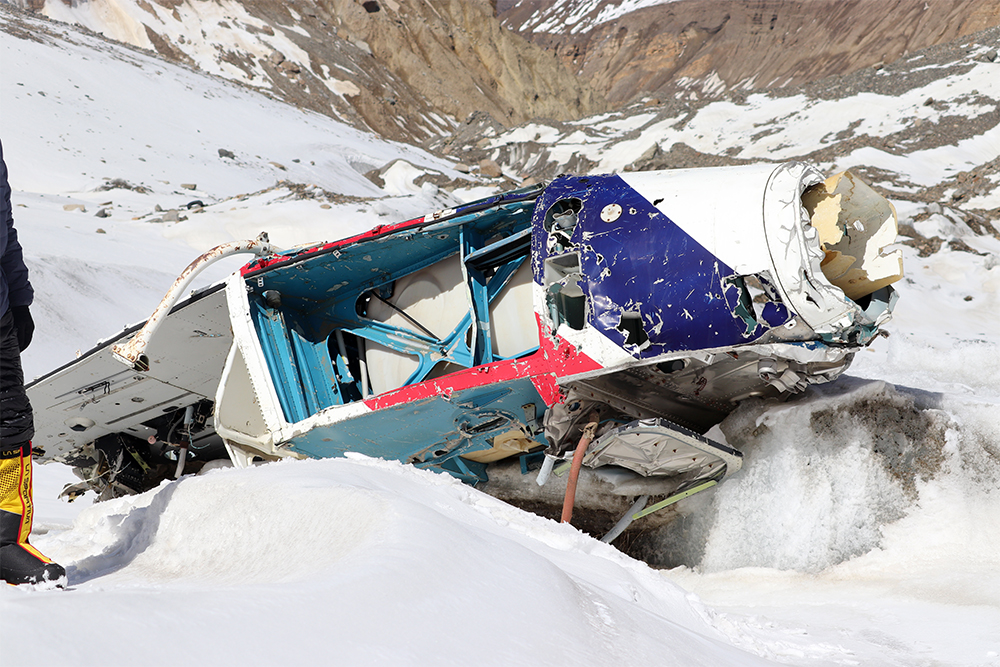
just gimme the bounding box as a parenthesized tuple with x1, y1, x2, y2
(28, 161, 902, 542)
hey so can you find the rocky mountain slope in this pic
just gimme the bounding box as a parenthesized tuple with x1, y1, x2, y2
(11, 0, 603, 143)
(8, 0, 998, 229)
(15, 0, 1000, 147)
(444, 24, 999, 269)
(501, 0, 1000, 104)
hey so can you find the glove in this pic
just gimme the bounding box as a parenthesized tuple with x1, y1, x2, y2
(11, 305, 34, 352)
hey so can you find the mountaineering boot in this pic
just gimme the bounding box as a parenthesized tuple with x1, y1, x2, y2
(0, 442, 66, 586)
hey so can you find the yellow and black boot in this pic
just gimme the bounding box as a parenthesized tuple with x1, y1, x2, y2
(0, 442, 66, 586)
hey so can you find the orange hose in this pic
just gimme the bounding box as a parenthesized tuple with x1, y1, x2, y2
(561, 413, 599, 524)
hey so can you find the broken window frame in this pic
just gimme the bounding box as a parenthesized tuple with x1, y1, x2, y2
(245, 209, 540, 424)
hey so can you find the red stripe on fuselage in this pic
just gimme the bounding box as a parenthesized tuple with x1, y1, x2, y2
(363, 316, 600, 411)
(240, 216, 429, 275)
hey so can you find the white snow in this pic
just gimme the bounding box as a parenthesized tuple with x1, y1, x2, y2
(3, 7, 1000, 667)
(2, 8, 462, 369)
(514, 0, 683, 35)
(41, 0, 320, 93)
(488, 57, 1000, 195)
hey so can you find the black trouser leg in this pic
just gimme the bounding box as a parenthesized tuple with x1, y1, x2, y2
(0, 310, 64, 585)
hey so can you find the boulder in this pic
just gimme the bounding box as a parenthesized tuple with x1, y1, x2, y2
(478, 159, 503, 178)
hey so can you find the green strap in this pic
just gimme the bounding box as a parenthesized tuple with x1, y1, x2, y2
(632, 480, 717, 519)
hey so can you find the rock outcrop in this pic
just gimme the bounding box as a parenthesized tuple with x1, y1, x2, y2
(319, 0, 604, 128)
(20, 0, 603, 143)
(502, 0, 1000, 103)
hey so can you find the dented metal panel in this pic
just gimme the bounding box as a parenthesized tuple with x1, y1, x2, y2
(583, 417, 742, 479)
(532, 172, 796, 358)
(620, 164, 779, 276)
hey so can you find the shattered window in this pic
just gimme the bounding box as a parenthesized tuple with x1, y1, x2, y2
(544, 198, 582, 255)
(544, 252, 586, 331)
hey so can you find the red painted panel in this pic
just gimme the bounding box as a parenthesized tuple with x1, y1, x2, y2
(363, 315, 601, 411)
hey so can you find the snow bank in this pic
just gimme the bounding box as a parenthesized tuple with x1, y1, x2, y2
(706, 379, 1000, 571)
(18, 384, 1000, 666)
(7, 457, 770, 666)
(704, 382, 917, 572)
(667, 380, 1000, 666)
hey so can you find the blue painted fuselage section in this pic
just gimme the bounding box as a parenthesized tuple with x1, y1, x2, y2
(243, 175, 803, 484)
(531, 175, 793, 358)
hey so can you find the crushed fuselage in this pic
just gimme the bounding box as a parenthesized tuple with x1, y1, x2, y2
(29, 162, 901, 536)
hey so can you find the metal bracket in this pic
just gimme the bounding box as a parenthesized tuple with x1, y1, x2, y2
(112, 233, 274, 371)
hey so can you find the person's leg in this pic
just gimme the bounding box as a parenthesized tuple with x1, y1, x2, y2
(0, 310, 65, 586)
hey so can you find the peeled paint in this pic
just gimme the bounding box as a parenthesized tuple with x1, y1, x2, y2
(803, 171, 903, 301)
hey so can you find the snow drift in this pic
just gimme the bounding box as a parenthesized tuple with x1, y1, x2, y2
(10, 456, 775, 666)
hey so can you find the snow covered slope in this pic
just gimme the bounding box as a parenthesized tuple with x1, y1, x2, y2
(2, 7, 464, 377)
(14, 457, 781, 666)
(507, 0, 681, 34)
(3, 6, 1000, 667)
(485, 32, 1000, 209)
(11, 0, 603, 142)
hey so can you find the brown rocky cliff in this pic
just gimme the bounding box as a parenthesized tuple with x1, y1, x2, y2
(24, 0, 603, 143)
(321, 0, 604, 126)
(502, 0, 1000, 103)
